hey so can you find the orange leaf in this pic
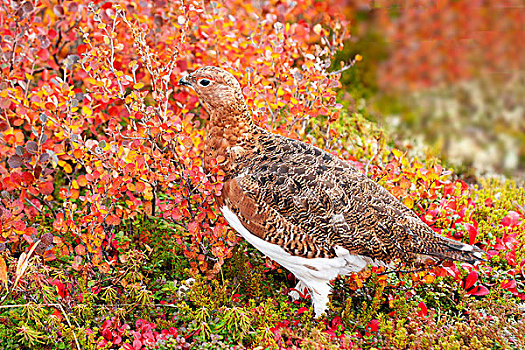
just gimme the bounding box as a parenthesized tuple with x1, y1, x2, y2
(135, 181, 145, 192)
(98, 262, 110, 273)
(77, 175, 88, 187)
(0, 256, 8, 291)
(73, 148, 83, 158)
(75, 244, 86, 256)
(424, 274, 435, 284)
(144, 201, 152, 216)
(106, 215, 121, 226)
(399, 178, 410, 189)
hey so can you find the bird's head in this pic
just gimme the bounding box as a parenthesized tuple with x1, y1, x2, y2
(179, 66, 246, 113)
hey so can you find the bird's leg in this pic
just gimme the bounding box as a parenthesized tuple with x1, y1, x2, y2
(309, 281, 332, 318)
(288, 280, 309, 301)
(288, 278, 333, 317)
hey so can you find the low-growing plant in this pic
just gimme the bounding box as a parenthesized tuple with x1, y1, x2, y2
(1, 1, 524, 349)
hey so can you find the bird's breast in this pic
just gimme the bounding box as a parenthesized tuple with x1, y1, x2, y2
(204, 126, 260, 177)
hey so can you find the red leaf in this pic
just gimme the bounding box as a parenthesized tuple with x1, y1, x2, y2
(501, 211, 521, 228)
(296, 307, 309, 315)
(501, 279, 516, 290)
(77, 44, 87, 54)
(187, 221, 198, 234)
(417, 301, 428, 317)
(467, 285, 489, 296)
(464, 270, 478, 290)
(51, 309, 63, 321)
(366, 319, 379, 332)
(331, 316, 342, 328)
(10, 172, 21, 185)
(39, 181, 54, 195)
(50, 279, 66, 298)
(506, 250, 516, 266)
(37, 48, 49, 61)
(22, 172, 34, 185)
(465, 223, 478, 245)
(13, 220, 27, 231)
(48, 29, 57, 39)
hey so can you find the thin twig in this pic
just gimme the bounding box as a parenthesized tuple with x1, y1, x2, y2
(57, 303, 81, 350)
(365, 148, 379, 175)
(0, 303, 180, 309)
(24, 198, 42, 213)
(377, 259, 445, 276)
(330, 58, 356, 76)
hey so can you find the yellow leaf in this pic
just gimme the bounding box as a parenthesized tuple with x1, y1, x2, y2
(133, 82, 144, 89)
(404, 197, 414, 209)
(82, 105, 92, 116)
(0, 256, 8, 291)
(63, 163, 73, 174)
(392, 149, 403, 158)
(144, 184, 153, 201)
(355, 54, 363, 62)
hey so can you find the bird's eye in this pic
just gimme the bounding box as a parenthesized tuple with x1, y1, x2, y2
(198, 79, 211, 87)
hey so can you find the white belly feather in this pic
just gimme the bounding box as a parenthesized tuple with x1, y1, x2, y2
(220, 205, 374, 317)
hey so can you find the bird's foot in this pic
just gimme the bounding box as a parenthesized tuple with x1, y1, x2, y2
(288, 280, 309, 301)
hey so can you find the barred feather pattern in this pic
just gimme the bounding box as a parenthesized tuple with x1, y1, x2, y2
(179, 66, 484, 317)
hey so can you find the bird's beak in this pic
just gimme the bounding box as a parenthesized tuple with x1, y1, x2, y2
(179, 75, 192, 87)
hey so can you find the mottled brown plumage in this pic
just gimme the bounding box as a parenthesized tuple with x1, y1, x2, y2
(179, 66, 484, 317)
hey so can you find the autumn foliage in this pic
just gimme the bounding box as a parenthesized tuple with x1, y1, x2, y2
(0, 0, 524, 349)
(0, 0, 347, 274)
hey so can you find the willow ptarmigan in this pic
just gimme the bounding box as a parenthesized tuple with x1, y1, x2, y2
(179, 66, 484, 317)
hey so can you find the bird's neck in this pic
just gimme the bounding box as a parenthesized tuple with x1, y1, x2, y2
(208, 106, 256, 141)
(205, 105, 272, 178)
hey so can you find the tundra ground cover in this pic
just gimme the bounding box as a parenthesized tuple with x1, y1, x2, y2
(0, 1, 523, 349)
